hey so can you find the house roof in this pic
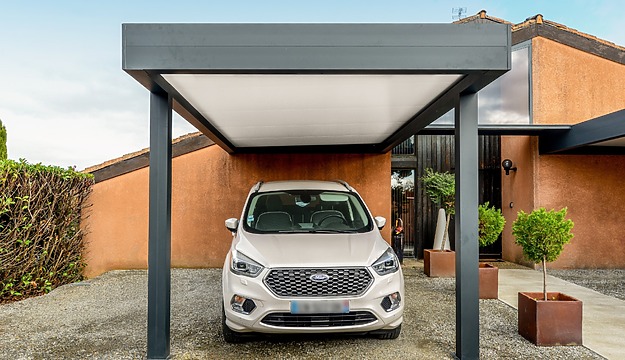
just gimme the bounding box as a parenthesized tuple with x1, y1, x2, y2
(457, 10, 625, 65)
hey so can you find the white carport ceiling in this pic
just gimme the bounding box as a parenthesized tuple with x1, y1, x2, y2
(162, 74, 462, 147)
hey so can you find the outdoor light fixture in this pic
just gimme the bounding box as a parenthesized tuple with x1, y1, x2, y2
(502, 159, 517, 175)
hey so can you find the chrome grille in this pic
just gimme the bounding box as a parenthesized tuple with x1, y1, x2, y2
(261, 311, 377, 327)
(264, 268, 372, 297)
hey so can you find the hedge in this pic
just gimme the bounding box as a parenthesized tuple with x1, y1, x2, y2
(0, 159, 93, 303)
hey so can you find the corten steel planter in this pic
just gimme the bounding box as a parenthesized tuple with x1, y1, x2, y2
(424, 249, 455, 277)
(518, 292, 583, 346)
(478, 263, 498, 299)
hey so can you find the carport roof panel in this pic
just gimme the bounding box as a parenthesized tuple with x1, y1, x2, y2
(122, 23, 511, 152)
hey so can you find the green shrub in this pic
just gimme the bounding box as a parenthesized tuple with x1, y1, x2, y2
(0, 119, 6, 160)
(0, 159, 93, 303)
(478, 202, 505, 248)
(512, 207, 574, 300)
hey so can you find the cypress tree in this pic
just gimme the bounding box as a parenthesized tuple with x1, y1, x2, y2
(0, 119, 6, 160)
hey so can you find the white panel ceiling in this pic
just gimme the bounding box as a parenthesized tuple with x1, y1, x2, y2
(162, 74, 462, 147)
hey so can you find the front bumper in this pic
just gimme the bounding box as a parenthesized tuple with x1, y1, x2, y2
(222, 265, 404, 334)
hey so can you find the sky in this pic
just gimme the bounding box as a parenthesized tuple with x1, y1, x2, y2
(1, 1, 623, 170)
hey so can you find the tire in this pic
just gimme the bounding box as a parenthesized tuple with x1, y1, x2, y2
(222, 304, 245, 343)
(376, 324, 401, 339)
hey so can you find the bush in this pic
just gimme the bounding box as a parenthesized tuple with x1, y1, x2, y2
(478, 202, 505, 248)
(0, 119, 6, 160)
(0, 159, 93, 303)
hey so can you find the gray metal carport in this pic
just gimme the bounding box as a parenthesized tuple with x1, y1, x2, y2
(121, 22, 511, 359)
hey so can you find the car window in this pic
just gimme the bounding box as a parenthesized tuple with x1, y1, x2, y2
(243, 190, 372, 233)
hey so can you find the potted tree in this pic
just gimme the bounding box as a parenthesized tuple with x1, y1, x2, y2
(420, 168, 455, 277)
(512, 207, 580, 346)
(478, 202, 505, 299)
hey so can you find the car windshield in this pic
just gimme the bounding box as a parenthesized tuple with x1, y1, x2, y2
(243, 190, 373, 233)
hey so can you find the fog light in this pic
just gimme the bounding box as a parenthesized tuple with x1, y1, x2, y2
(381, 292, 401, 312)
(231, 295, 256, 315)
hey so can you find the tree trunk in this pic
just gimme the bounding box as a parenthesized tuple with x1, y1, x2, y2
(542, 256, 547, 301)
(441, 213, 451, 251)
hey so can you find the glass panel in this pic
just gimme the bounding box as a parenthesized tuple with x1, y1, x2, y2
(430, 46, 531, 126)
(478, 46, 530, 124)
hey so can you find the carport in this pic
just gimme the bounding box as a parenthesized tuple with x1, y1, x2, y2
(122, 23, 511, 359)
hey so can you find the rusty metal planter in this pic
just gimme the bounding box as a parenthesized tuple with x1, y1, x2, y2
(424, 249, 455, 277)
(518, 292, 583, 346)
(479, 263, 498, 299)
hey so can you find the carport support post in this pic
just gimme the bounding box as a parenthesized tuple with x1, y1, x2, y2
(454, 92, 479, 359)
(147, 89, 173, 359)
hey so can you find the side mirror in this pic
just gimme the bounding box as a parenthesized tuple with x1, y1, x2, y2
(225, 218, 239, 233)
(374, 216, 386, 230)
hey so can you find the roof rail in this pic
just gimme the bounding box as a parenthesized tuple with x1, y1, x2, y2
(335, 180, 353, 192)
(252, 180, 264, 193)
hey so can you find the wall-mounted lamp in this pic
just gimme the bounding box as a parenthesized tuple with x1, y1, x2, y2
(502, 159, 517, 175)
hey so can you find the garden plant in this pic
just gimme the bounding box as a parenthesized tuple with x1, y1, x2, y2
(512, 207, 574, 300)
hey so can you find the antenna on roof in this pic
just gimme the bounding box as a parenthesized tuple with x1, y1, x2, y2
(452, 7, 467, 20)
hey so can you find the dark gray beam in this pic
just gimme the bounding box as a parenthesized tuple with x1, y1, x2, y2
(122, 23, 510, 74)
(147, 90, 172, 360)
(539, 109, 625, 154)
(455, 93, 480, 359)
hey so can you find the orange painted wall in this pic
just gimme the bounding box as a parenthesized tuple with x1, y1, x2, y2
(501, 37, 625, 268)
(82, 147, 391, 278)
(500, 136, 536, 267)
(536, 155, 625, 268)
(532, 37, 625, 125)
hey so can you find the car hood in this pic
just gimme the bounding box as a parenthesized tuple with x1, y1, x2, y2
(235, 231, 390, 268)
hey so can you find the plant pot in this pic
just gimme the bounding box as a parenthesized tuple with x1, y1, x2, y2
(518, 292, 582, 346)
(478, 263, 498, 299)
(423, 249, 455, 277)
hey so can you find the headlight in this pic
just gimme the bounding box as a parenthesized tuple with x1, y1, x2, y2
(372, 248, 400, 276)
(231, 250, 264, 277)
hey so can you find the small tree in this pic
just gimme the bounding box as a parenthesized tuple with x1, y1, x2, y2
(0, 119, 6, 160)
(420, 168, 455, 251)
(512, 208, 574, 301)
(478, 202, 505, 248)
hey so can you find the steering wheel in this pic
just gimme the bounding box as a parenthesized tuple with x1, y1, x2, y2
(318, 214, 347, 226)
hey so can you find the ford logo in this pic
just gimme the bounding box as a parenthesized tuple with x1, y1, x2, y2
(310, 273, 330, 282)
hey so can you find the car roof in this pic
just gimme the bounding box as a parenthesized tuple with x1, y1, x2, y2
(256, 180, 351, 193)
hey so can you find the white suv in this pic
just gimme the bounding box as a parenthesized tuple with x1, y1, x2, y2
(222, 180, 404, 342)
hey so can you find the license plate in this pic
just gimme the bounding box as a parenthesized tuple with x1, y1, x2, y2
(290, 300, 349, 314)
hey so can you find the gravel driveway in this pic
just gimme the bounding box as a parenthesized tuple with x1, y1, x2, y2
(0, 262, 604, 359)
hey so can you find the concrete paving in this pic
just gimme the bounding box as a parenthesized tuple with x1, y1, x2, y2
(499, 269, 625, 360)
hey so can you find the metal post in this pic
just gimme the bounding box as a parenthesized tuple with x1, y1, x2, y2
(147, 89, 172, 359)
(454, 92, 479, 359)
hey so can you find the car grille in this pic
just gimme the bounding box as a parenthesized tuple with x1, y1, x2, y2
(264, 268, 373, 297)
(261, 311, 377, 327)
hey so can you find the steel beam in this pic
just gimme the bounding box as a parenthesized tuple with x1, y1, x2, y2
(454, 92, 479, 359)
(147, 90, 172, 359)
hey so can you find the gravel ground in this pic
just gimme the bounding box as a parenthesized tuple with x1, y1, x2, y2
(0, 262, 606, 359)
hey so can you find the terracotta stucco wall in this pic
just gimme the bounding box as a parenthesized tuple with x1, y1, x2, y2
(500, 136, 535, 267)
(83, 147, 391, 278)
(501, 37, 625, 268)
(532, 37, 625, 125)
(536, 155, 625, 268)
